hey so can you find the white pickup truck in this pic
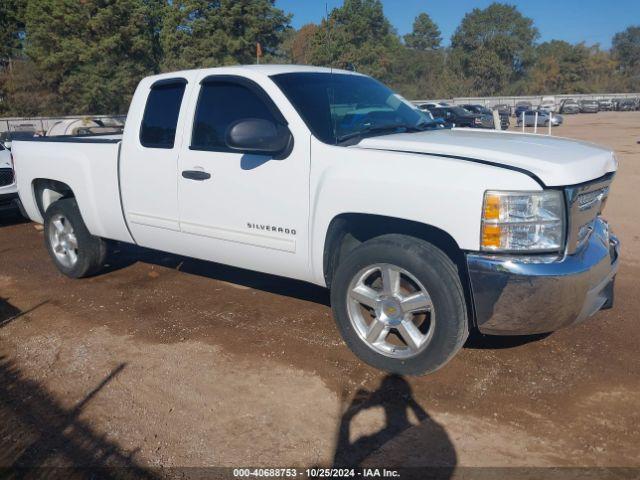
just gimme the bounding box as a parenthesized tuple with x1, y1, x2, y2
(13, 65, 620, 375)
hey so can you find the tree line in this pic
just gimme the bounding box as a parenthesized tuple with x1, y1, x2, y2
(0, 0, 639, 117)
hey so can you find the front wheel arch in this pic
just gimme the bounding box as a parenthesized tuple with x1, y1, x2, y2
(322, 213, 476, 330)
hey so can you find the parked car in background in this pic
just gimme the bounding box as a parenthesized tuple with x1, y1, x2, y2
(580, 100, 599, 113)
(462, 104, 509, 129)
(560, 99, 581, 114)
(417, 102, 450, 111)
(0, 130, 39, 149)
(494, 104, 512, 116)
(12, 65, 620, 375)
(539, 98, 557, 113)
(598, 99, 614, 111)
(516, 110, 563, 127)
(616, 98, 637, 111)
(426, 105, 482, 128)
(416, 108, 446, 128)
(514, 101, 532, 118)
(0, 142, 19, 213)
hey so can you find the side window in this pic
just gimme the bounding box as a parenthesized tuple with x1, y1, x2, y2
(191, 81, 278, 152)
(140, 80, 186, 149)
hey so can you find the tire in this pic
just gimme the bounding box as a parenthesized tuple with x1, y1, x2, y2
(330, 234, 468, 376)
(44, 198, 107, 278)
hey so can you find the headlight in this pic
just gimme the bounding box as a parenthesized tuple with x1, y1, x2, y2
(481, 190, 565, 252)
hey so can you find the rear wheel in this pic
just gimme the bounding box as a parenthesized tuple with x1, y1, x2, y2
(44, 198, 106, 278)
(330, 234, 468, 375)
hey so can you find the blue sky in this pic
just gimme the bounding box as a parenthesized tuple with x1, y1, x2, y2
(275, 0, 639, 49)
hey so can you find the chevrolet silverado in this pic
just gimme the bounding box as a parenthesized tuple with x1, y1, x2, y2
(12, 65, 620, 375)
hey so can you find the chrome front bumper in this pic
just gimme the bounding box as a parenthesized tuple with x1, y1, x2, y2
(466, 218, 619, 335)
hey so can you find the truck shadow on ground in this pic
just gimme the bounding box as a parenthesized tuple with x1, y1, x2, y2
(331, 374, 456, 475)
(103, 241, 331, 307)
(0, 210, 30, 228)
(0, 356, 157, 478)
(102, 243, 552, 353)
(464, 330, 551, 349)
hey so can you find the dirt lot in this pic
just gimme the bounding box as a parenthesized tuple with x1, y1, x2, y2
(1, 112, 639, 476)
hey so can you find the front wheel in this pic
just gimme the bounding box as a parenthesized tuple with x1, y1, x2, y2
(44, 198, 107, 278)
(330, 234, 468, 375)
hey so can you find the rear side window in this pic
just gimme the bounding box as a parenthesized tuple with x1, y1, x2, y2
(191, 81, 278, 152)
(140, 80, 186, 148)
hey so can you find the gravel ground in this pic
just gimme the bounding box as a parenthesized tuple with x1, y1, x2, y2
(1, 112, 639, 477)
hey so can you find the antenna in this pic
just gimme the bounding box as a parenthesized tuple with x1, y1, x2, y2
(325, 2, 332, 73)
(326, 2, 337, 143)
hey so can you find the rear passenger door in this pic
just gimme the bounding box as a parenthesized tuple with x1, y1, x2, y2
(120, 78, 190, 247)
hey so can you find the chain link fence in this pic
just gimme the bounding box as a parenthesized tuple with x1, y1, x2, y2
(412, 92, 640, 108)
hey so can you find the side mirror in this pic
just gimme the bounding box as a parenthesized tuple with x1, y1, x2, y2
(225, 118, 292, 156)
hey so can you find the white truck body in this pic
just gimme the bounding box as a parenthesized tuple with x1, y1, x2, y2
(12, 65, 620, 374)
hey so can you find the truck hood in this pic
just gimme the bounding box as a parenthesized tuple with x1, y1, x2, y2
(356, 128, 617, 186)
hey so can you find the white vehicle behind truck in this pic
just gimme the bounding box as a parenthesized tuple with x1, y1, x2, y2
(0, 143, 19, 213)
(12, 65, 620, 375)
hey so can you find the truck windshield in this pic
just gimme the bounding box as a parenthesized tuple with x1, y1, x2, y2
(271, 72, 436, 145)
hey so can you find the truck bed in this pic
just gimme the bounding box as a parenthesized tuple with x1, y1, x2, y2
(18, 133, 123, 143)
(12, 135, 133, 244)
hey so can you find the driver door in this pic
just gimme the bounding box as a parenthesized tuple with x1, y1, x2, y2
(176, 74, 311, 281)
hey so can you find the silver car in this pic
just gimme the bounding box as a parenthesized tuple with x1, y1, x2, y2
(516, 110, 563, 127)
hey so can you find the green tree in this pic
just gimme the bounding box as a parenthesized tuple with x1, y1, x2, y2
(451, 3, 538, 95)
(160, 0, 291, 71)
(526, 41, 626, 94)
(386, 48, 453, 99)
(1, 59, 57, 116)
(528, 40, 589, 93)
(308, 0, 401, 81)
(0, 0, 26, 65)
(24, 0, 161, 115)
(612, 26, 640, 89)
(585, 45, 625, 92)
(282, 23, 319, 64)
(404, 13, 441, 51)
(0, 0, 26, 114)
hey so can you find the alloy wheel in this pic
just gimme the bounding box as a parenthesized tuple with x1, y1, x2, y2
(346, 263, 436, 359)
(48, 213, 79, 268)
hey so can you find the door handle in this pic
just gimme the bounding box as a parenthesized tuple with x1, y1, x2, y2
(182, 170, 211, 181)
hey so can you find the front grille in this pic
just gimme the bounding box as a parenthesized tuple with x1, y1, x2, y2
(565, 174, 613, 254)
(0, 168, 14, 187)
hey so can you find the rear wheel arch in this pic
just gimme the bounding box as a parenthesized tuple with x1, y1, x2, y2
(32, 178, 75, 217)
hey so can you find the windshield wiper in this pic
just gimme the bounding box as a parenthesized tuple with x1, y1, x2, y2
(336, 123, 425, 145)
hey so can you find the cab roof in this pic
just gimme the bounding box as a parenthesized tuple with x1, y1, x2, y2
(145, 64, 361, 84)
